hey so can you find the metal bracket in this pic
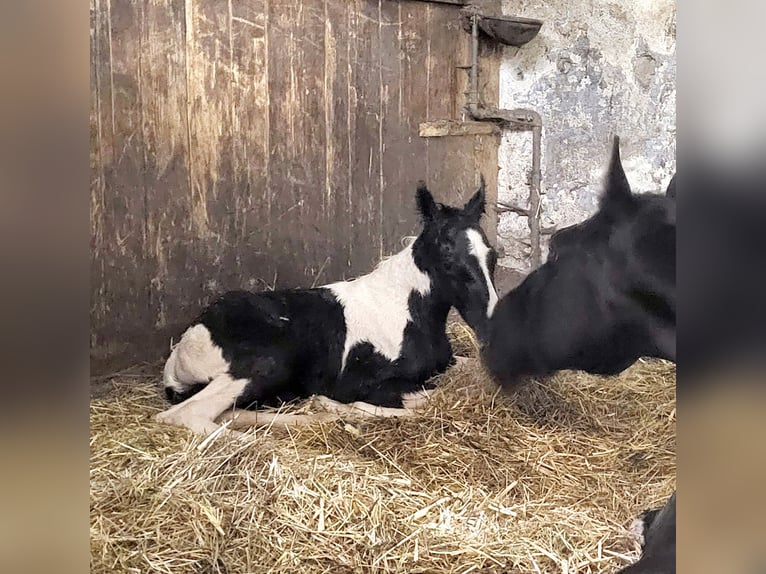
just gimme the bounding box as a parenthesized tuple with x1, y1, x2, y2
(419, 120, 501, 138)
(413, 0, 468, 5)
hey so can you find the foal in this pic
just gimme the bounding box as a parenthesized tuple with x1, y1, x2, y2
(155, 180, 498, 435)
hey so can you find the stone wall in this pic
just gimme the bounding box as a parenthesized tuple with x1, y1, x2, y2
(496, 0, 676, 269)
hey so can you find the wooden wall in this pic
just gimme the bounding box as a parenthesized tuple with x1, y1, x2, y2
(90, 0, 502, 372)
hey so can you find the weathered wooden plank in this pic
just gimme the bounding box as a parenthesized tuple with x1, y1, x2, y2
(418, 0, 467, 5)
(227, 0, 272, 289)
(90, 0, 108, 346)
(347, 0, 383, 269)
(191, 0, 271, 299)
(297, 0, 331, 286)
(474, 38, 503, 240)
(92, 0, 153, 369)
(419, 119, 501, 137)
(140, 0, 196, 351)
(176, 0, 248, 314)
(423, 5, 500, 240)
(379, 0, 409, 254)
(324, 0, 353, 280)
(267, 0, 327, 287)
(190, 0, 236, 287)
(424, 4, 475, 207)
(381, 0, 430, 252)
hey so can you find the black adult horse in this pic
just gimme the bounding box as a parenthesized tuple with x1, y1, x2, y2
(484, 138, 766, 573)
(483, 136, 675, 385)
(483, 136, 677, 573)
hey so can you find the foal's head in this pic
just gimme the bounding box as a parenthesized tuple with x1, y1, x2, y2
(412, 178, 499, 343)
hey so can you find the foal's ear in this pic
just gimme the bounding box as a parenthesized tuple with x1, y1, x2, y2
(416, 181, 438, 222)
(463, 175, 486, 221)
(601, 135, 634, 211)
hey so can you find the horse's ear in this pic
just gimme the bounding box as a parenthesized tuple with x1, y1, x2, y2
(601, 135, 634, 211)
(416, 181, 437, 223)
(666, 174, 676, 199)
(463, 175, 486, 221)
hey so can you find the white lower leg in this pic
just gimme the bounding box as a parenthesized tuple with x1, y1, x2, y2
(155, 374, 248, 436)
(215, 388, 435, 430)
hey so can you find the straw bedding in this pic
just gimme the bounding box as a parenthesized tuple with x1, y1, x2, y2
(90, 323, 675, 574)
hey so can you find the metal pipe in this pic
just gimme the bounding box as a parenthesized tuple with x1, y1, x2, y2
(463, 11, 544, 267)
(529, 124, 542, 266)
(465, 14, 541, 127)
(468, 13, 479, 107)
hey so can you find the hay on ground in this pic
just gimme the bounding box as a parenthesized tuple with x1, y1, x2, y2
(90, 335, 675, 574)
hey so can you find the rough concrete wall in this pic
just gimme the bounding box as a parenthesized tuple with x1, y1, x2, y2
(496, 0, 676, 270)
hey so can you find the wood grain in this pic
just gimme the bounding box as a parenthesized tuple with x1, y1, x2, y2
(90, 0, 503, 372)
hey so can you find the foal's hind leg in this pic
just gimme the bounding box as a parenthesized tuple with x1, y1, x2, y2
(217, 389, 437, 430)
(155, 374, 248, 437)
(311, 392, 433, 419)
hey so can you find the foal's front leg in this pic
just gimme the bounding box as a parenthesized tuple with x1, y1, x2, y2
(155, 374, 248, 436)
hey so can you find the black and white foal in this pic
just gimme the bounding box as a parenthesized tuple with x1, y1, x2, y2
(155, 181, 499, 435)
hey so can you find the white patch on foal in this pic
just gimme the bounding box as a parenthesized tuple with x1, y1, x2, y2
(327, 243, 431, 371)
(465, 228, 499, 317)
(155, 373, 248, 436)
(163, 323, 228, 392)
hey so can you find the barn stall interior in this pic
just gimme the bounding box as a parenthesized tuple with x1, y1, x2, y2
(90, 0, 676, 572)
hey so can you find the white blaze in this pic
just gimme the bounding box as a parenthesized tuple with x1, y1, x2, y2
(466, 228, 499, 317)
